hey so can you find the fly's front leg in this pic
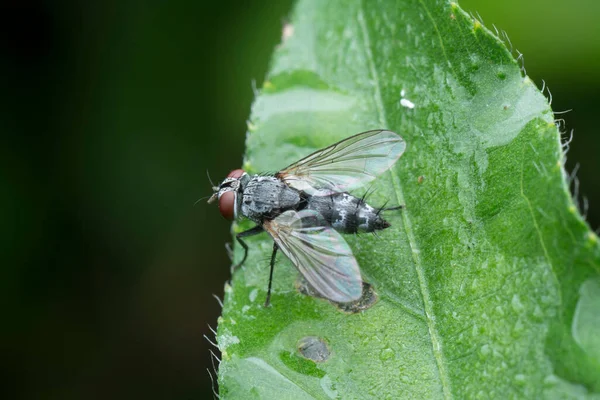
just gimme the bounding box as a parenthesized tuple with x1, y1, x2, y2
(231, 225, 264, 272)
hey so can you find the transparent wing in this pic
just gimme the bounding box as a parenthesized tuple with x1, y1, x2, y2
(276, 130, 406, 194)
(264, 210, 362, 303)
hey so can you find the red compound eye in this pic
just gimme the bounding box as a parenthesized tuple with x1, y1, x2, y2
(218, 191, 235, 220)
(217, 169, 244, 220)
(227, 169, 244, 179)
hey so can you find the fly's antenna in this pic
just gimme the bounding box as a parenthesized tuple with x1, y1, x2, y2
(194, 195, 213, 206)
(207, 169, 218, 190)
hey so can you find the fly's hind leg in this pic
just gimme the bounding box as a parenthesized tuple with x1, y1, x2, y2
(373, 203, 404, 232)
(375, 201, 404, 217)
(264, 243, 279, 308)
(231, 225, 264, 273)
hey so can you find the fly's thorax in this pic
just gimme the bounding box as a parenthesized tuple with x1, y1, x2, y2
(240, 175, 302, 222)
(306, 192, 390, 233)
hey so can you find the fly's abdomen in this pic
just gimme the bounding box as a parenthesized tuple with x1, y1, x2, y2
(306, 193, 390, 234)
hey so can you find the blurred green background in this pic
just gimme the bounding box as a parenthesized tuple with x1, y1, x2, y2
(1, 0, 598, 398)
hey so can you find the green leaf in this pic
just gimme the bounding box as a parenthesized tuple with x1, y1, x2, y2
(216, 0, 600, 398)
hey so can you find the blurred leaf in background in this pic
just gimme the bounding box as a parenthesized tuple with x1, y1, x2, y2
(1, 0, 293, 398)
(0, 0, 597, 398)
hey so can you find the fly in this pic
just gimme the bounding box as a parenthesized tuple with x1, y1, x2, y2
(208, 130, 406, 307)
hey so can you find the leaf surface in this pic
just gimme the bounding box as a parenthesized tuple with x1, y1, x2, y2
(217, 1, 600, 398)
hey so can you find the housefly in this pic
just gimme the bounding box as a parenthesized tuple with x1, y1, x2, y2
(208, 130, 406, 307)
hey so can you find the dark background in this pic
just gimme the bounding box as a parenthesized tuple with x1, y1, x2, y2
(2, 0, 598, 398)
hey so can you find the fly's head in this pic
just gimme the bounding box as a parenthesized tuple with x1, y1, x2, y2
(208, 169, 247, 220)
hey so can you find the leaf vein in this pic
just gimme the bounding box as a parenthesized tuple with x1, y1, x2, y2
(357, 5, 453, 399)
(417, 0, 458, 79)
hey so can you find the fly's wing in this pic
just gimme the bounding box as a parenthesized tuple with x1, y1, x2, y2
(276, 130, 406, 194)
(263, 210, 362, 303)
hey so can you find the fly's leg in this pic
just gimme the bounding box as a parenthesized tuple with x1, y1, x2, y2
(231, 225, 264, 272)
(382, 205, 403, 211)
(373, 203, 404, 232)
(375, 204, 404, 218)
(264, 243, 278, 307)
